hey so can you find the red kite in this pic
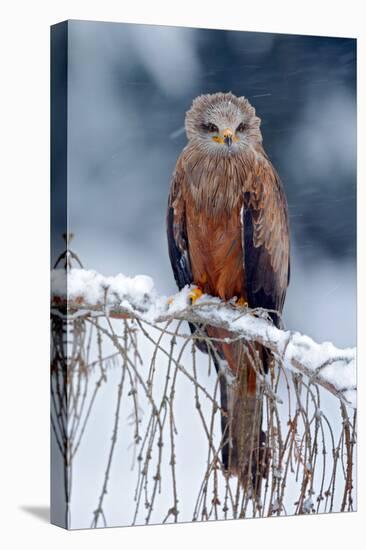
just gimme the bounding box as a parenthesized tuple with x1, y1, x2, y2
(167, 92, 290, 490)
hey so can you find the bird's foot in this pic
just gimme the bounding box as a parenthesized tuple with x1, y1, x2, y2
(235, 297, 248, 308)
(188, 286, 203, 305)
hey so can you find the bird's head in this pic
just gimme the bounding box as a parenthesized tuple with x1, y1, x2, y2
(185, 92, 262, 155)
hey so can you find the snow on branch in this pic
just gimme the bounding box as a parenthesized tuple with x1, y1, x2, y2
(51, 268, 356, 409)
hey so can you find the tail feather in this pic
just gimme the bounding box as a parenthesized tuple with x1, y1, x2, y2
(190, 321, 271, 493)
(213, 346, 270, 494)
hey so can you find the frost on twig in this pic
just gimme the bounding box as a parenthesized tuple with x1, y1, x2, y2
(51, 268, 356, 409)
(51, 266, 357, 527)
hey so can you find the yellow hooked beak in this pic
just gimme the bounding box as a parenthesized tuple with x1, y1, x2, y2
(212, 128, 238, 147)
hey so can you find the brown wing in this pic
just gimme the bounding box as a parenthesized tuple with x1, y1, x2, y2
(243, 159, 290, 328)
(166, 160, 193, 290)
(167, 161, 212, 353)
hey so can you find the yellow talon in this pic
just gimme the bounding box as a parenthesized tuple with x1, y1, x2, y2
(167, 296, 174, 305)
(189, 287, 203, 304)
(236, 297, 248, 308)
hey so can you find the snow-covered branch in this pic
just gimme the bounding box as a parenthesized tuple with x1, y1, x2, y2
(51, 268, 356, 408)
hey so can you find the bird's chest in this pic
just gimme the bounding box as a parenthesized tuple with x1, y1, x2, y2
(185, 191, 246, 301)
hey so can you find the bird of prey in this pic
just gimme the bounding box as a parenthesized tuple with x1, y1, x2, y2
(166, 92, 290, 493)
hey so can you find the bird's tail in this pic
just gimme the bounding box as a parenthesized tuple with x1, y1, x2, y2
(212, 338, 270, 495)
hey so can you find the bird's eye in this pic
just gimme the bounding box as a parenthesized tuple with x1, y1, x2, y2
(236, 122, 248, 132)
(201, 122, 219, 133)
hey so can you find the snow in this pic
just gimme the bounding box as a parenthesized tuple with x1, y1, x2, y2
(52, 268, 161, 313)
(166, 285, 192, 314)
(51, 268, 357, 408)
(303, 496, 314, 514)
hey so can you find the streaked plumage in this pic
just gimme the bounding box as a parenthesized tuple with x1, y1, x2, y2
(167, 92, 290, 490)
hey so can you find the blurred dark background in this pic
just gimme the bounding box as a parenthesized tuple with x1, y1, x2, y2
(62, 20, 356, 346)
